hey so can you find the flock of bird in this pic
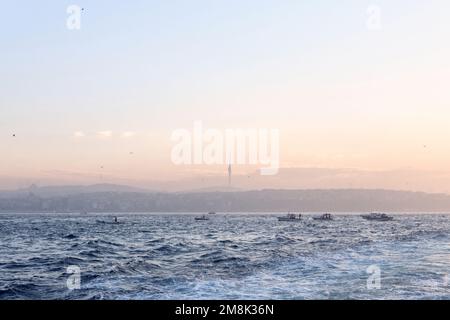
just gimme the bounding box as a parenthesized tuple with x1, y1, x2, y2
(9, 132, 429, 184)
(10, 132, 134, 174)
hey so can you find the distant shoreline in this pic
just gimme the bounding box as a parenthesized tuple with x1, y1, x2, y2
(2, 187, 450, 212)
(1, 211, 449, 215)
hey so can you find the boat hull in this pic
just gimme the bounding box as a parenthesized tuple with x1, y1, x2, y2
(277, 218, 302, 222)
(361, 216, 394, 221)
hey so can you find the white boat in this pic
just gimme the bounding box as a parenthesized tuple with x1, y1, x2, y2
(277, 213, 302, 222)
(361, 213, 394, 221)
(313, 213, 333, 221)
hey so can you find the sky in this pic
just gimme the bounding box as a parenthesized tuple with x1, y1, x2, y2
(1, 1, 450, 192)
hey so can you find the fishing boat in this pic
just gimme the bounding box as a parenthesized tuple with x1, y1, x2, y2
(313, 213, 333, 221)
(361, 213, 394, 221)
(96, 218, 121, 225)
(195, 215, 210, 221)
(208, 211, 216, 215)
(277, 213, 302, 222)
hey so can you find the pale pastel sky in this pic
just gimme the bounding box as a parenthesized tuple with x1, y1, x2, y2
(1, 1, 450, 191)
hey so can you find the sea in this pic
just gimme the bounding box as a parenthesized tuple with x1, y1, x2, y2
(0, 213, 449, 300)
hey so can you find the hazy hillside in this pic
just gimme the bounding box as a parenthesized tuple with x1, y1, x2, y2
(0, 184, 150, 198)
(1, 186, 450, 212)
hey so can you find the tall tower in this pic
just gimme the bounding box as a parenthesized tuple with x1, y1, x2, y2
(228, 163, 232, 187)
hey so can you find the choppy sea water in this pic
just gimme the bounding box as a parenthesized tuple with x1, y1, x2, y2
(0, 213, 449, 300)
